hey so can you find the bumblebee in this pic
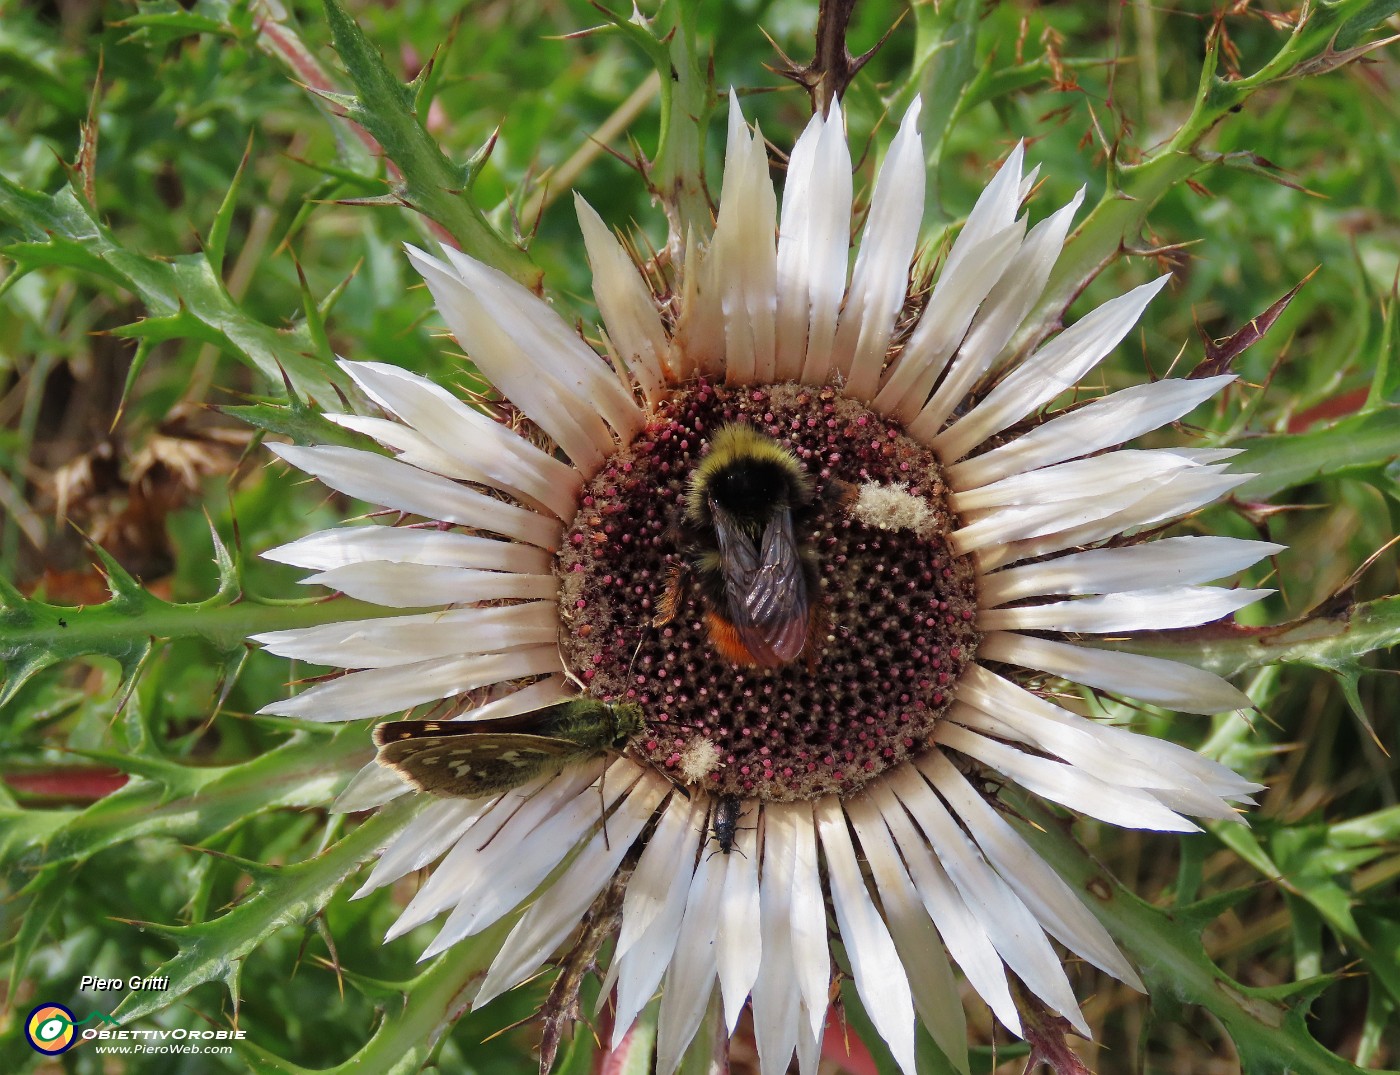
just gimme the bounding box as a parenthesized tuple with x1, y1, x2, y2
(659, 423, 821, 668)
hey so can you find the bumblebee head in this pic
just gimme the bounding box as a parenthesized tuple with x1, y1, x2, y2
(685, 424, 813, 529)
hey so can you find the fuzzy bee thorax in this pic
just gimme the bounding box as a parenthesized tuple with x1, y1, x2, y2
(684, 423, 814, 531)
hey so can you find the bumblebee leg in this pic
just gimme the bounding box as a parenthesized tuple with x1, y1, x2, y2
(652, 560, 692, 628)
(805, 599, 830, 673)
(598, 778, 610, 851)
(821, 476, 859, 513)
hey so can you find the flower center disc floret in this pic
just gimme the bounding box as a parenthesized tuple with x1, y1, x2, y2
(557, 382, 981, 802)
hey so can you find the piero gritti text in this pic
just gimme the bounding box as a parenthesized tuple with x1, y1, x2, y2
(79, 975, 170, 992)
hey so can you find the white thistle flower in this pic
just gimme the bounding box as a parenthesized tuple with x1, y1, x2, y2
(254, 94, 1276, 1072)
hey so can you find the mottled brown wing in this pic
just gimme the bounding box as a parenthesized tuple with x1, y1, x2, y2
(374, 725, 579, 798)
(710, 499, 809, 666)
(372, 706, 576, 741)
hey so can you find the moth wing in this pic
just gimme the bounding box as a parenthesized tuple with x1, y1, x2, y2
(372, 705, 580, 748)
(376, 731, 579, 798)
(712, 501, 809, 666)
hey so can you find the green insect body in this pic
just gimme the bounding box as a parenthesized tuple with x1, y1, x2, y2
(373, 699, 645, 799)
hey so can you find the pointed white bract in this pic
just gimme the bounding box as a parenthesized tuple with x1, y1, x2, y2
(268, 443, 561, 549)
(890, 764, 1093, 1036)
(845, 795, 969, 1065)
(609, 794, 704, 1046)
(256, 90, 1275, 1075)
(340, 359, 583, 518)
(716, 821, 764, 1032)
(907, 187, 1085, 441)
(259, 649, 563, 721)
(817, 797, 918, 1074)
(751, 806, 804, 1074)
(712, 92, 780, 385)
(475, 772, 667, 1005)
(656, 843, 727, 1075)
(922, 755, 1143, 987)
(775, 99, 851, 384)
(576, 195, 669, 405)
(980, 536, 1283, 604)
(836, 100, 925, 397)
(252, 603, 558, 667)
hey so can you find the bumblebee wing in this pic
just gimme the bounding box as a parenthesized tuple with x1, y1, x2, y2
(709, 498, 762, 581)
(375, 728, 579, 798)
(743, 508, 810, 663)
(709, 499, 763, 622)
(712, 501, 809, 666)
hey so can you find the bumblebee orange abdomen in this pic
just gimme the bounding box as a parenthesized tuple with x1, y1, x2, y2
(704, 608, 815, 669)
(703, 610, 763, 666)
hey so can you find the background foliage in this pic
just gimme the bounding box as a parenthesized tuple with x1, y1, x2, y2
(1, 0, 1398, 1071)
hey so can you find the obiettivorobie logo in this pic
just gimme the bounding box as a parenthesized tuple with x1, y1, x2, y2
(24, 1004, 120, 1055)
(24, 1002, 247, 1056)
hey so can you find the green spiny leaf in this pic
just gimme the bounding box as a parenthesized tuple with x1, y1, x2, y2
(112, 801, 412, 1024)
(1169, 884, 1258, 935)
(597, 0, 714, 248)
(65, 748, 203, 784)
(0, 571, 28, 610)
(189, 844, 289, 883)
(0, 650, 62, 711)
(1332, 805, 1400, 847)
(1368, 290, 1400, 407)
(112, 336, 158, 432)
(239, 917, 516, 1074)
(1015, 804, 1369, 1075)
(206, 134, 253, 276)
(1354, 909, 1400, 1010)
(0, 729, 369, 870)
(1032, 2, 1400, 338)
(6, 865, 78, 1000)
(320, 0, 539, 286)
(85, 540, 151, 608)
(115, 2, 226, 38)
(219, 396, 367, 449)
(1100, 595, 1400, 680)
(294, 257, 334, 365)
(912, 0, 981, 190)
(0, 174, 345, 398)
(1233, 408, 1400, 500)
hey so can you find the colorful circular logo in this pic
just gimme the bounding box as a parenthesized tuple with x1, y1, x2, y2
(25, 1003, 77, 1055)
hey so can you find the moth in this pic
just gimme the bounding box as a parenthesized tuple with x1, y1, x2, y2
(373, 699, 644, 799)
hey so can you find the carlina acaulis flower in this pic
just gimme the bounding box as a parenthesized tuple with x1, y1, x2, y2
(253, 92, 1277, 1074)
